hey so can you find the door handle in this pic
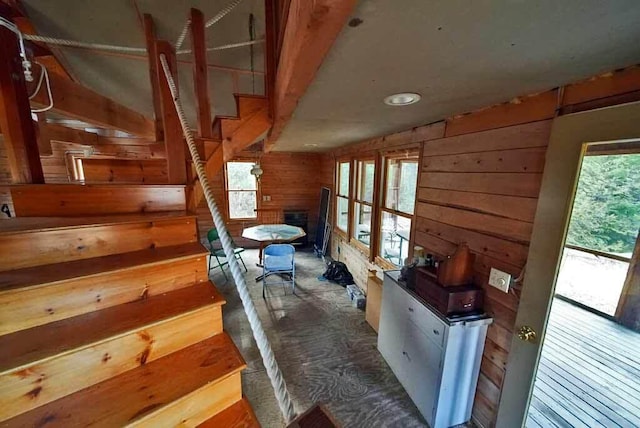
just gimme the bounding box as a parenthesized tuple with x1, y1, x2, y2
(517, 325, 537, 343)
(402, 351, 411, 362)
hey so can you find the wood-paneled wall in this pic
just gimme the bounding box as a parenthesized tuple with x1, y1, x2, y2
(82, 159, 168, 184)
(324, 65, 640, 427)
(195, 152, 330, 246)
(415, 120, 552, 427)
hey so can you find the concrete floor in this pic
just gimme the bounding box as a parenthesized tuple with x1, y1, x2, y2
(209, 248, 429, 427)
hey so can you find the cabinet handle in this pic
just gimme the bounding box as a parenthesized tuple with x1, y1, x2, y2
(433, 329, 440, 335)
(408, 307, 414, 312)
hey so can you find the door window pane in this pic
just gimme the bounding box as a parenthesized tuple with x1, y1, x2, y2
(337, 196, 349, 232)
(379, 211, 412, 266)
(353, 202, 372, 247)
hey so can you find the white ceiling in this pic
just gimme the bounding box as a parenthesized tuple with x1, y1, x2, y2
(22, 0, 265, 129)
(20, 0, 640, 152)
(274, 0, 640, 151)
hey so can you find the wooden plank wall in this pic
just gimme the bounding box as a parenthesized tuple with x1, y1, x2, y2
(195, 152, 329, 246)
(82, 159, 168, 184)
(416, 119, 552, 427)
(324, 65, 640, 427)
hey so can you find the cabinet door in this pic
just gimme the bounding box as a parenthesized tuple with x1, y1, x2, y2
(403, 319, 442, 426)
(378, 279, 409, 382)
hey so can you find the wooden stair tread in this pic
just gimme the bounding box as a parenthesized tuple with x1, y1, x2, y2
(0, 242, 208, 290)
(198, 397, 260, 428)
(0, 211, 192, 235)
(3, 333, 246, 427)
(0, 282, 224, 372)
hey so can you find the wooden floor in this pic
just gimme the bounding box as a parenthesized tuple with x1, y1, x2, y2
(527, 298, 640, 428)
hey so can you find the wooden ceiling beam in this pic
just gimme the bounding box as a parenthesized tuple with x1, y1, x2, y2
(28, 70, 155, 138)
(190, 8, 212, 139)
(266, 0, 357, 150)
(0, 11, 44, 183)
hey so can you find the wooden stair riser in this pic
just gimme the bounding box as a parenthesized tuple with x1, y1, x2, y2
(0, 306, 222, 421)
(236, 95, 268, 118)
(198, 397, 260, 428)
(0, 255, 208, 335)
(2, 334, 245, 427)
(10, 185, 186, 217)
(0, 217, 198, 271)
(131, 373, 241, 427)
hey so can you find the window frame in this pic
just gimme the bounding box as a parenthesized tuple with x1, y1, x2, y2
(376, 151, 420, 268)
(335, 159, 352, 238)
(350, 158, 376, 255)
(225, 161, 258, 220)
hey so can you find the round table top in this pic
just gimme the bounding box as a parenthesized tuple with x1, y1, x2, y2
(241, 224, 306, 242)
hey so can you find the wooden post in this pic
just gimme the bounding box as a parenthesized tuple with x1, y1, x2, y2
(35, 113, 53, 156)
(155, 40, 187, 185)
(143, 14, 163, 142)
(0, 14, 44, 183)
(189, 8, 212, 139)
(264, 0, 276, 120)
(615, 232, 640, 331)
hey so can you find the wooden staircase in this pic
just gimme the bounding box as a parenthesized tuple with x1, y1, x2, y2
(0, 188, 259, 426)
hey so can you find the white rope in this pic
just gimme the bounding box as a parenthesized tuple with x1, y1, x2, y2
(23, 33, 260, 56)
(174, 19, 191, 50)
(176, 39, 263, 55)
(159, 53, 297, 424)
(28, 63, 54, 113)
(23, 34, 148, 53)
(205, 0, 245, 28)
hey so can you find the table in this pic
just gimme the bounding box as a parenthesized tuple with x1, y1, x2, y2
(242, 223, 307, 266)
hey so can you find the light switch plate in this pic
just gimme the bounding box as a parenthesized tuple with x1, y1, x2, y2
(489, 268, 511, 293)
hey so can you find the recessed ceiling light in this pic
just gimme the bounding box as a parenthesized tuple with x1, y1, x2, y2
(304, 143, 318, 147)
(384, 92, 421, 106)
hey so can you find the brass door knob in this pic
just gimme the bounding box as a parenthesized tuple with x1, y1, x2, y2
(517, 325, 537, 343)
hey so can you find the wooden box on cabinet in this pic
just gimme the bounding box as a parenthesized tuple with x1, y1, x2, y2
(365, 271, 383, 333)
(378, 271, 492, 428)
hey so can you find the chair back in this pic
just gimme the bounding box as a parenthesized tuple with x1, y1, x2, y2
(255, 208, 284, 224)
(263, 244, 295, 269)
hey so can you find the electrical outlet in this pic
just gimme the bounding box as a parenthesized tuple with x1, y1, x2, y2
(489, 268, 511, 293)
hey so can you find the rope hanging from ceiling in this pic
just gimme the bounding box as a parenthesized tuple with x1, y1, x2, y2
(159, 52, 298, 424)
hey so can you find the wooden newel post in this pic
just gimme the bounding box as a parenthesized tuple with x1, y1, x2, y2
(155, 40, 187, 185)
(0, 14, 44, 184)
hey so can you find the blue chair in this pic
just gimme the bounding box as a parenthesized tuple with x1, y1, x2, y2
(207, 228, 248, 280)
(262, 244, 295, 298)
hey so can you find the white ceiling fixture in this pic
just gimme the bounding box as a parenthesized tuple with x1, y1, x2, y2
(383, 92, 421, 106)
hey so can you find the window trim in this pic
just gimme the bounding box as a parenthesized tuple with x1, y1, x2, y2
(225, 161, 258, 220)
(335, 159, 352, 238)
(350, 158, 376, 256)
(377, 150, 420, 266)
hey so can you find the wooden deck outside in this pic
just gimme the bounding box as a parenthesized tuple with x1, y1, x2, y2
(527, 298, 640, 428)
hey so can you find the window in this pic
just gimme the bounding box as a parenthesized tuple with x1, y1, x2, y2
(379, 154, 419, 266)
(353, 159, 375, 249)
(226, 161, 257, 219)
(336, 161, 351, 234)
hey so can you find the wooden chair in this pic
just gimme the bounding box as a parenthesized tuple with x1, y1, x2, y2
(254, 208, 284, 224)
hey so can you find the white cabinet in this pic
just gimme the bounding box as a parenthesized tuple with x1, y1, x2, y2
(378, 271, 492, 428)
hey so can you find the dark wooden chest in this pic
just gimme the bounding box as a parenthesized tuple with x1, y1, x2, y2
(415, 268, 484, 317)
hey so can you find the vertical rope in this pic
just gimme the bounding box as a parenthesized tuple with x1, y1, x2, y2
(174, 19, 191, 50)
(159, 54, 297, 424)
